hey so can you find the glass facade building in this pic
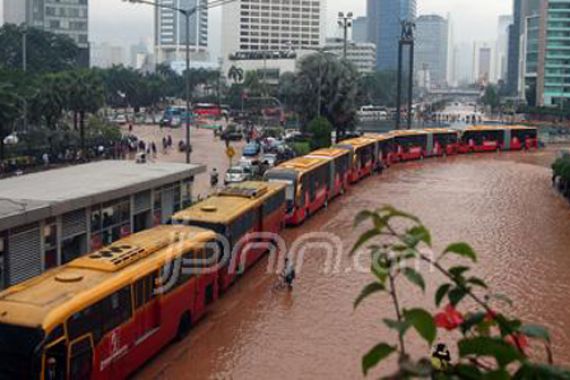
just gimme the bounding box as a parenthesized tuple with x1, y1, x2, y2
(367, 0, 416, 71)
(414, 14, 449, 87)
(542, 0, 570, 105)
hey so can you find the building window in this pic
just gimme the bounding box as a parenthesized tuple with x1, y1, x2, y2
(44, 219, 58, 270)
(153, 189, 162, 226)
(90, 198, 131, 248)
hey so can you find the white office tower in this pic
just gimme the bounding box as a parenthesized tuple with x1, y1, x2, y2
(155, 0, 209, 64)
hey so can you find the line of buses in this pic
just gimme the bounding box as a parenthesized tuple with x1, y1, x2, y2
(0, 125, 538, 379)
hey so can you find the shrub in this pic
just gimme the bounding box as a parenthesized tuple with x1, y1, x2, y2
(307, 116, 333, 150)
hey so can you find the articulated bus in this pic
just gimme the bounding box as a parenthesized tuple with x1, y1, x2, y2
(336, 137, 377, 183)
(306, 148, 352, 199)
(390, 130, 429, 162)
(365, 134, 395, 169)
(424, 128, 460, 157)
(171, 181, 286, 290)
(504, 125, 538, 150)
(265, 157, 331, 225)
(459, 125, 505, 153)
(0, 225, 220, 380)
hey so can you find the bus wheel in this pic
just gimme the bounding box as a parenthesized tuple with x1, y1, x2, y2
(176, 311, 192, 341)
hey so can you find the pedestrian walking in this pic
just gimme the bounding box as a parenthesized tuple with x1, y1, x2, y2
(151, 142, 157, 158)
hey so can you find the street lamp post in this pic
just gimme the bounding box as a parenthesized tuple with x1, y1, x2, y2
(125, 0, 236, 163)
(337, 12, 353, 60)
(22, 24, 28, 133)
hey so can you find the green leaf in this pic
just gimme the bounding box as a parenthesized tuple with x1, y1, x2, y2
(482, 369, 510, 380)
(362, 343, 396, 375)
(379, 205, 420, 223)
(442, 242, 477, 262)
(354, 282, 385, 310)
(408, 225, 432, 247)
(519, 324, 550, 342)
(449, 266, 470, 279)
(383, 318, 411, 335)
(350, 228, 381, 256)
(354, 210, 375, 228)
(448, 287, 467, 306)
(514, 363, 570, 380)
(371, 262, 388, 284)
(403, 308, 437, 345)
(435, 283, 451, 307)
(461, 312, 487, 334)
(488, 293, 513, 307)
(467, 277, 488, 289)
(458, 336, 524, 367)
(402, 267, 425, 292)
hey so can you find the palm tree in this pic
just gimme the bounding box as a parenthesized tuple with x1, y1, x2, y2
(65, 69, 105, 157)
(228, 65, 244, 84)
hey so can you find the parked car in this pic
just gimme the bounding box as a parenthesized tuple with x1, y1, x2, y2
(115, 114, 128, 125)
(239, 157, 261, 177)
(224, 166, 250, 185)
(159, 116, 173, 128)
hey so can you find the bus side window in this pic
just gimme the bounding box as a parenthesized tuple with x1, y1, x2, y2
(101, 286, 132, 334)
(134, 273, 157, 309)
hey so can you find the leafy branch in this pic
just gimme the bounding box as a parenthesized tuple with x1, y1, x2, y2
(352, 206, 570, 379)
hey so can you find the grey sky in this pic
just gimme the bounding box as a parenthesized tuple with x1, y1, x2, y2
(1, 0, 512, 59)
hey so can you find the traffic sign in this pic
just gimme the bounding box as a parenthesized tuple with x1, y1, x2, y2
(226, 146, 236, 159)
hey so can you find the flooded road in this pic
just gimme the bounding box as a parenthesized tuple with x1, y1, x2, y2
(133, 132, 570, 378)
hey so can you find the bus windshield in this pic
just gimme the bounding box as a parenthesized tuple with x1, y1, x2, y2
(0, 323, 44, 379)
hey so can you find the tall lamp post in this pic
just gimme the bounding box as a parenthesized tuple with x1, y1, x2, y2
(337, 12, 353, 60)
(125, 0, 236, 163)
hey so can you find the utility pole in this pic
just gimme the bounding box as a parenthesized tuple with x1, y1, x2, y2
(337, 12, 353, 60)
(395, 20, 416, 130)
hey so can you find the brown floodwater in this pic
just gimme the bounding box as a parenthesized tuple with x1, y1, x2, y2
(135, 145, 570, 379)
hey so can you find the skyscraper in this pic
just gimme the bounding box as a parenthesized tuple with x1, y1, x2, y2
(473, 42, 494, 85)
(415, 14, 449, 88)
(352, 17, 369, 43)
(3, 0, 89, 66)
(155, 0, 209, 64)
(367, 0, 417, 70)
(507, 0, 541, 94)
(533, 0, 570, 106)
(496, 15, 513, 82)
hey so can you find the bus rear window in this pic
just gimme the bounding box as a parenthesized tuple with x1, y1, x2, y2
(0, 323, 44, 379)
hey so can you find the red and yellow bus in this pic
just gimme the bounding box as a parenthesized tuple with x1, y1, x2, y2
(0, 225, 220, 380)
(390, 130, 429, 162)
(265, 157, 331, 225)
(504, 125, 538, 150)
(365, 133, 395, 168)
(171, 181, 286, 289)
(336, 137, 378, 183)
(459, 125, 505, 153)
(424, 128, 460, 157)
(307, 148, 352, 199)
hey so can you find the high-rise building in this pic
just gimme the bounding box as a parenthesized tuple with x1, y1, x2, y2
(414, 14, 449, 88)
(531, 0, 570, 106)
(91, 43, 127, 68)
(496, 15, 513, 82)
(507, 0, 541, 94)
(473, 42, 494, 85)
(3, 0, 89, 66)
(352, 16, 369, 43)
(221, 0, 325, 58)
(324, 38, 376, 73)
(367, 0, 417, 70)
(155, 0, 209, 64)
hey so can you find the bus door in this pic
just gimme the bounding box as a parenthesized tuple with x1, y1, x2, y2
(133, 272, 161, 344)
(328, 160, 336, 198)
(68, 336, 93, 380)
(426, 133, 435, 156)
(504, 129, 512, 150)
(44, 339, 67, 380)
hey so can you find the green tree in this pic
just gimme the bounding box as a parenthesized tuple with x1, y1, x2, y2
(307, 117, 332, 150)
(0, 83, 21, 161)
(0, 24, 80, 74)
(356, 70, 400, 107)
(65, 69, 105, 156)
(294, 53, 359, 138)
(482, 85, 501, 113)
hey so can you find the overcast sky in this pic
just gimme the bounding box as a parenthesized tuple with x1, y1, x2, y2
(1, 0, 512, 60)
